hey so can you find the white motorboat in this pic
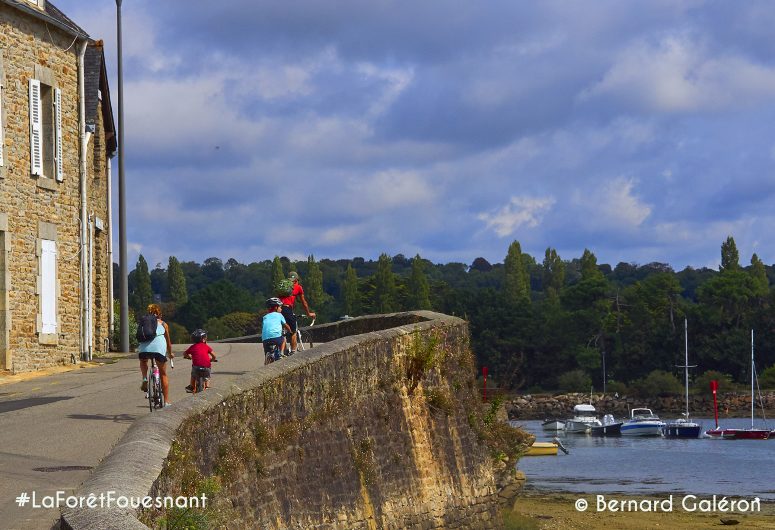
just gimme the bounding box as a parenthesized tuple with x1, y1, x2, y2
(541, 419, 565, 430)
(621, 408, 665, 436)
(563, 404, 602, 433)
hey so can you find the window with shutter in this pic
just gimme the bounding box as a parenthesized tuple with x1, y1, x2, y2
(41, 239, 57, 335)
(54, 88, 63, 181)
(29, 79, 43, 176)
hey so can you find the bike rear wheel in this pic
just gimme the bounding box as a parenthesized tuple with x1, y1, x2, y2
(298, 328, 313, 350)
(154, 376, 165, 408)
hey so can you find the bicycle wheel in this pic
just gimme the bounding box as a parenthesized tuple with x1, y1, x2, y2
(147, 382, 154, 412)
(196, 373, 206, 393)
(155, 376, 165, 409)
(298, 328, 313, 350)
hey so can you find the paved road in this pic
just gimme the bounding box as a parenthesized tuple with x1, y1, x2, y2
(0, 343, 263, 530)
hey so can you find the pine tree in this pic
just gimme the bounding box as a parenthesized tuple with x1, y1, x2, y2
(306, 255, 325, 307)
(504, 240, 530, 305)
(271, 256, 284, 290)
(542, 247, 565, 298)
(580, 248, 602, 280)
(167, 256, 188, 305)
(750, 253, 769, 297)
(131, 255, 153, 314)
(374, 253, 396, 313)
(343, 263, 360, 316)
(409, 254, 431, 310)
(720, 236, 740, 272)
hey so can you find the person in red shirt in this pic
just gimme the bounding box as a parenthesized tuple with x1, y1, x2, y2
(183, 329, 217, 393)
(279, 271, 316, 352)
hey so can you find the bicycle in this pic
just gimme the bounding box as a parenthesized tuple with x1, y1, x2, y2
(193, 359, 217, 393)
(147, 357, 165, 411)
(284, 315, 315, 355)
(264, 342, 282, 365)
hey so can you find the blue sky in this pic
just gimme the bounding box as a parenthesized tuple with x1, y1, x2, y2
(55, 0, 775, 270)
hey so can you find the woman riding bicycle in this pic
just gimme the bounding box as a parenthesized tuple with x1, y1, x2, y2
(137, 304, 173, 405)
(262, 297, 292, 364)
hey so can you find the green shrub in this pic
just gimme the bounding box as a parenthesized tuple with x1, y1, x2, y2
(166, 321, 189, 344)
(111, 300, 138, 352)
(693, 370, 735, 394)
(631, 370, 682, 397)
(758, 365, 775, 389)
(557, 369, 592, 393)
(605, 380, 628, 395)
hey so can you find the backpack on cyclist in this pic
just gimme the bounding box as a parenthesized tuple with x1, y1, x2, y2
(275, 278, 295, 297)
(136, 314, 158, 342)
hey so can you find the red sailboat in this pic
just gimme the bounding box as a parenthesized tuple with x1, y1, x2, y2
(706, 330, 770, 440)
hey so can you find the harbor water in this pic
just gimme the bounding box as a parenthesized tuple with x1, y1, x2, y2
(514, 418, 775, 500)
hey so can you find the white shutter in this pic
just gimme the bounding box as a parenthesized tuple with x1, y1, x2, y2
(29, 79, 43, 176)
(41, 239, 57, 334)
(54, 88, 63, 181)
(0, 82, 4, 167)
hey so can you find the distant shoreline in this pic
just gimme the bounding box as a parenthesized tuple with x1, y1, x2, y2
(506, 391, 775, 420)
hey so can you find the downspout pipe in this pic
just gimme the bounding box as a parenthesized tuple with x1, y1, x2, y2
(107, 157, 114, 347)
(78, 39, 91, 361)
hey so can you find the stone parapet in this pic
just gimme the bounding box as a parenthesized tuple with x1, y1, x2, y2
(62, 312, 527, 529)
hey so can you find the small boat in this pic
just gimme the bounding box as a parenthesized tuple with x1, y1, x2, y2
(525, 437, 569, 456)
(564, 403, 602, 433)
(525, 442, 559, 456)
(590, 414, 622, 436)
(621, 408, 665, 436)
(541, 419, 565, 430)
(706, 330, 771, 440)
(663, 319, 702, 438)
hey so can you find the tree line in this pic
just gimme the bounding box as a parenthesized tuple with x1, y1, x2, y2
(118, 236, 775, 394)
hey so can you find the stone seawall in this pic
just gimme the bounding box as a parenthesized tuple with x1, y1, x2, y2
(507, 392, 775, 420)
(62, 312, 528, 529)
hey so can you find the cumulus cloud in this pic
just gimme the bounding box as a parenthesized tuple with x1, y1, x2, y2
(582, 33, 775, 112)
(478, 196, 556, 237)
(573, 177, 651, 229)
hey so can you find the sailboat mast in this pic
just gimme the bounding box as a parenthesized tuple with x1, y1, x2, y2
(684, 319, 689, 418)
(751, 329, 755, 429)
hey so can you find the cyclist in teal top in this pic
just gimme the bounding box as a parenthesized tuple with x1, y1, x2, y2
(138, 304, 174, 405)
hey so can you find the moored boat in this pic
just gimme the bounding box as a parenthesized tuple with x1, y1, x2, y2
(621, 408, 665, 436)
(541, 419, 565, 430)
(705, 330, 771, 440)
(564, 403, 602, 433)
(590, 414, 622, 436)
(663, 319, 702, 439)
(525, 442, 559, 456)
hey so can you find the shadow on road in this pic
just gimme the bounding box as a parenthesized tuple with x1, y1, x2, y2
(66, 413, 138, 424)
(0, 396, 73, 414)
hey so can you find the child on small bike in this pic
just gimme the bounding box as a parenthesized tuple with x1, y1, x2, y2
(184, 329, 217, 393)
(263, 298, 292, 364)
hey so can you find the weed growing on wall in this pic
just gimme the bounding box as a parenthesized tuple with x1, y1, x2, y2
(425, 387, 454, 416)
(405, 329, 445, 394)
(467, 393, 534, 467)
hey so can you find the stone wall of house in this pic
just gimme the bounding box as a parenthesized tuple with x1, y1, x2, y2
(62, 312, 529, 529)
(87, 92, 110, 355)
(0, 6, 110, 370)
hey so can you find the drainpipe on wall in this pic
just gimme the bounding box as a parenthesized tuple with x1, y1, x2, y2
(78, 39, 91, 361)
(107, 157, 114, 347)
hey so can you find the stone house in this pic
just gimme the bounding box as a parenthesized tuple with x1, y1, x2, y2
(0, 0, 116, 372)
